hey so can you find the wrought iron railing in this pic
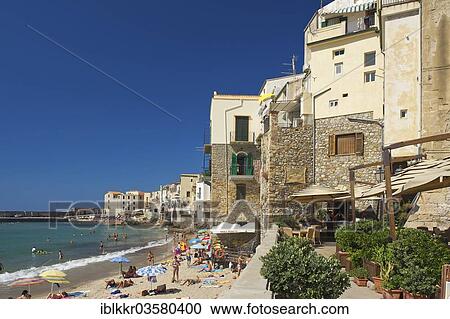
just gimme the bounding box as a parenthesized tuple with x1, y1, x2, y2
(381, 0, 418, 7)
(230, 164, 254, 176)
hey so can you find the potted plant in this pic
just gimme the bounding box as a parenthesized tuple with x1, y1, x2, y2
(349, 267, 369, 287)
(373, 246, 402, 298)
(260, 237, 350, 298)
(382, 274, 403, 299)
(390, 229, 450, 299)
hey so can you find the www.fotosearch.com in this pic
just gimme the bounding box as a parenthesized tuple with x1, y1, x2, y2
(99, 302, 350, 316)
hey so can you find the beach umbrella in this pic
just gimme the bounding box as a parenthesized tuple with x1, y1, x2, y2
(189, 238, 201, 245)
(110, 256, 130, 277)
(191, 243, 207, 250)
(39, 270, 69, 294)
(39, 270, 67, 278)
(136, 265, 167, 290)
(8, 277, 46, 294)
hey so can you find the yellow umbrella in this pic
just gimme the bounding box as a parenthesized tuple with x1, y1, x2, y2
(39, 270, 67, 278)
(40, 270, 69, 294)
(46, 278, 70, 285)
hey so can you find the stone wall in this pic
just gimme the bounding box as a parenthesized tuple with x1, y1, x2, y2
(315, 112, 382, 190)
(211, 143, 260, 220)
(422, 0, 450, 157)
(259, 111, 314, 218)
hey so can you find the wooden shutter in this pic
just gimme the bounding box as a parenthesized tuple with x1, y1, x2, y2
(355, 133, 364, 155)
(247, 153, 253, 175)
(328, 134, 336, 156)
(231, 153, 237, 175)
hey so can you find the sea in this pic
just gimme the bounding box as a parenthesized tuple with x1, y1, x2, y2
(0, 222, 168, 284)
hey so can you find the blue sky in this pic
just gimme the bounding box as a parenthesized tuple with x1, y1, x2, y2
(0, 0, 327, 210)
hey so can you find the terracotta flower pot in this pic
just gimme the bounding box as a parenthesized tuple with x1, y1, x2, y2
(337, 251, 349, 267)
(372, 276, 383, 294)
(353, 277, 368, 287)
(342, 257, 353, 272)
(403, 291, 428, 299)
(363, 260, 380, 279)
(382, 288, 403, 299)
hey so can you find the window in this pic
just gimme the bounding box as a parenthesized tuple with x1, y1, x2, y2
(335, 62, 343, 76)
(231, 153, 253, 175)
(321, 16, 343, 28)
(400, 109, 408, 118)
(235, 116, 249, 141)
(329, 99, 339, 108)
(364, 51, 376, 67)
(263, 115, 270, 133)
(342, 93, 348, 97)
(334, 49, 345, 57)
(328, 133, 364, 156)
(364, 71, 376, 82)
(236, 184, 246, 200)
(186, 191, 190, 198)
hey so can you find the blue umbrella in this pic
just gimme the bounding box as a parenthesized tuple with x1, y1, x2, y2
(189, 238, 201, 245)
(110, 256, 130, 276)
(191, 243, 207, 250)
(136, 265, 167, 290)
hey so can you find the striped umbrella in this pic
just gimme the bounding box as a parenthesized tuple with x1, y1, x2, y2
(39, 270, 68, 293)
(8, 277, 46, 293)
(136, 265, 167, 290)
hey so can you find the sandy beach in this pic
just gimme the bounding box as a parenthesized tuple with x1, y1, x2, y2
(1, 232, 238, 299)
(60, 257, 235, 299)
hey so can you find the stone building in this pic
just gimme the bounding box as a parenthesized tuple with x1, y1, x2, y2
(206, 93, 261, 220)
(258, 75, 314, 223)
(303, 0, 384, 191)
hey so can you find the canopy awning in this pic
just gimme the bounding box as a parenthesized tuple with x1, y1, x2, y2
(357, 157, 450, 198)
(270, 99, 300, 112)
(289, 184, 349, 203)
(211, 222, 256, 234)
(259, 93, 275, 104)
(321, 0, 376, 15)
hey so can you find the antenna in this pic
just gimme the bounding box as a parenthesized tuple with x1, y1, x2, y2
(281, 55, 297, 75)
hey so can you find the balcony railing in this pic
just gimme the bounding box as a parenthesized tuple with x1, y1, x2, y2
(382, 0, 418, 7)
(230, 164, 254, 176)
(230, 131, 256, 143)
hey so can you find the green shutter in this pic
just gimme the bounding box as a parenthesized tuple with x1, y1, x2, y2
(231, 153, 237, 175)
(247, 153, 253, 175)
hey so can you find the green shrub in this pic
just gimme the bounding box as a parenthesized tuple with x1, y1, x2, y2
(335, 221, 390, 267)
(261, 237, 350, 298)
(389, 228, 450, 296)
(349, 267, 369, 279)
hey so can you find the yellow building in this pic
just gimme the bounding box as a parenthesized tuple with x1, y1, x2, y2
(179, 173, 200, 207)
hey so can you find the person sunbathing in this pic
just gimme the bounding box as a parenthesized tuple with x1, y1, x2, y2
(17, 290, 31, 299)
(122, 266, 139, 278)
(180, 276, 201, 286)
(117, 279, 134, 288)
(47, 291, 68, 299)
(105, 279, 117, 289)
(198, 260, 213, 272)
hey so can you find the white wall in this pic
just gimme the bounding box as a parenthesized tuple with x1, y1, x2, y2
(382, 4, 421, 156)
(210, 95, 261, 144)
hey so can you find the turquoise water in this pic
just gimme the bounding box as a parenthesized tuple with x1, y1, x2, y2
(0, 222, 167, 283)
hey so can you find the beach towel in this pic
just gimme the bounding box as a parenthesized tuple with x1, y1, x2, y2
(67, 291, 89, 298)
(110, 289, 121, 295)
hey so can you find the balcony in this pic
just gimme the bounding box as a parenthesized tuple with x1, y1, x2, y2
(229, 164, 254, 181)
(307, 14, 377, 45)
(381, 0, 418, 7)
(229, 131, 256, 144)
